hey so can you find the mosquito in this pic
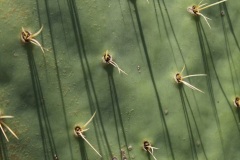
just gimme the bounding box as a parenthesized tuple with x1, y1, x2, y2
(143, 140, 158, 160)
(187, 0, 227, 28)
(74, 111, 102, 157)
(21, 25, 47, 54)
(0, 113, 19, 142)
(102, 50, 128, 75)
(174, 65, 206, 93)
(234, 97, 240, 108)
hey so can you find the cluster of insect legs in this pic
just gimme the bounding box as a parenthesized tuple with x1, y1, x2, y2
(102, 50, 128, 75)
(143, 140, 159, 160)
(174, 65, 206, 93)
(0, 112, 18, 142)
(187, 0, 227, 28)
(74, 111, 102, 158)
(21, 25, 48, 55)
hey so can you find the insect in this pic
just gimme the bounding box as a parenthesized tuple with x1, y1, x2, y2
(0, 112, 19, 142)
(74, 111, 102, 157)
(234, 97, 240, 108)
(21, 25, 47, 54)
(102, 50, 128, 75)
(143, 140, 158, 160)
(187, 0, 227, 28)
(174, 65, 206, 93)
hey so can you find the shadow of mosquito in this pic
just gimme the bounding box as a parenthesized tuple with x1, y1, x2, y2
(24, 43, 58, 160)
(129, 0, 175, 159)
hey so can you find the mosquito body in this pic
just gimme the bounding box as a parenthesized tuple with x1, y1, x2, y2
(143, 140, 158, 160)
(21, 25, 47, 54)
(102, 50, 128, 75)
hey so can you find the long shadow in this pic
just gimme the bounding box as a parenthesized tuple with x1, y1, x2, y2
(25, 44, 48, 160)
(105, 66, 122, 154)
(110, 76, 129, 152)
(196, 20, 240, 159)
(126, 0, 144, 61)
(25, 44, 58, 160)
(159, 0, 189, 71)
(118, 0, 126, 25)
(66, 0, 112, 157)
(105, 67, 130, 158)
(195, 20, 227, 159)
(35, 0, 49, 79)
(56, 0, 71, 59)
(78, 138, 88, 160)
(179, 88, 198, 160)
(222, 20, 237, 95)
(0, 135, 8, 160)
(208, 6, 239, 131)
(152, 0, 162, 39)
(42, 0, 75, 159)
(156, 0, 178, 68)
(197, 21, 240, 129)
(129, 0, 175, 159)
(183, 89, 208, 160)
(222, 3, 240, 51)
(220, 5, 240, 94)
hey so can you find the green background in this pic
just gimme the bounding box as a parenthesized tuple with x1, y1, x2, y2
(0, 0, 239, 159)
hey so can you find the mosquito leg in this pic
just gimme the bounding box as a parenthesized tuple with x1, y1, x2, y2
(109, 61, 121, 73)
(199, 3, 208, 7)
(148, 150, 157, 160)
(199, 0, 227, 11)
(83, 111, 96, 128)
(0, 116, 14, 119)
(182, 81, 204, 93)
(0, 124, 9, 142)
(30, 39, 45, 54)
(1, 122, 18, 139)
(198, 0, 204, 6)
(81, 128, 89, 133)
(198, 13, 212, 28)
(109, 61, 128, 75)
(182, 74, 207, 79)
(32, 25, 44, 37)
(180, 65, 185, 74)
(111, 61, 128, 75)
(22, 27, 28, 35)
(79, 132, 102, 157)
